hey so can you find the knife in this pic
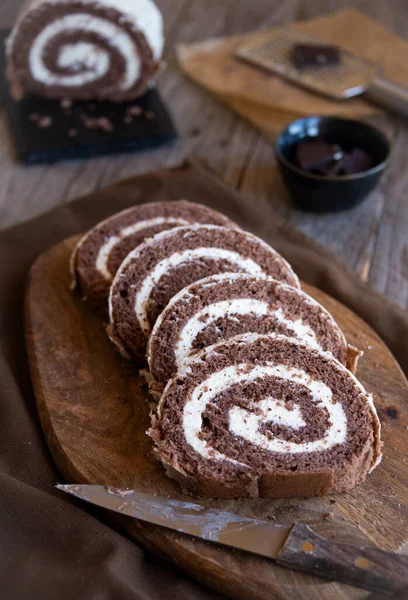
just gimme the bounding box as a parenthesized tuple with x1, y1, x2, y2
(57, 484, 408, 595)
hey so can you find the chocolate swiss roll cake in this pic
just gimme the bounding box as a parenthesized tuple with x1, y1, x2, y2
(6, 0, 163, 101)
(108, 225, 300, 363)
(148, 273, 360, 388)
(149, 333, 382, 499)
(71, 201, 237, 314)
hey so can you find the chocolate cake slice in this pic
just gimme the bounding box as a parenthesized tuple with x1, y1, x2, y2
(6, 0, 164, 101)
(108, 225, 300, 363)
(148, 274, 360, 388)
(149, 333, 382, 499)
(71, 200, 237, 315)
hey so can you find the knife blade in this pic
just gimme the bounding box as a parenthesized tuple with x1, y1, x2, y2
(57, 484, 408, 595)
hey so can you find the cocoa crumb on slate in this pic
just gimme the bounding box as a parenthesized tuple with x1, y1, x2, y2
(38, 116, 52, 128)
(127, 105, 142, 116)
(29, 113, 40, 122)
(60, 98, 72, 109)
(82, 116, 113, 132)
(144, 110, 155, 119)
(124, 115, 133, 125)
(68, 128, 78, 138)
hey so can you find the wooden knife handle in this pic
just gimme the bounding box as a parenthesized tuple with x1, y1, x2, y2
(276, 523, 408, 595)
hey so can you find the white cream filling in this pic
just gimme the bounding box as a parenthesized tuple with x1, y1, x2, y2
(174, 301, 320, 369)
(22, 0, 163, 90)
(30, 14, 140, 88)
(134, 249, 265, 335)
(96, 217, 190, 281)
(57, 41, 108, 73)
(182, 362, 347, 465)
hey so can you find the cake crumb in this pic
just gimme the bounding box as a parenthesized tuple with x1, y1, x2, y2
(82, 116, 113, 132)
(68, 128, 78, 138)
(60, 98, 72, 110)
(144, 110, 155, 119)
(323, 512, 334, 521)
(29, 113, 40, 122)
(329, 499, 336, 504)
(38, 116, 52, 128)
(127, 105, 142, 116)
(124, 115, 133, 125)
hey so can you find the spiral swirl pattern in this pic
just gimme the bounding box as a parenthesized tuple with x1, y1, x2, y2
(71, 201, 238, 315)
(108, 225, 300, 362)
(7, 0, 164, 100)
(148, 273, 352, 385)
(150, 334, 382, 499)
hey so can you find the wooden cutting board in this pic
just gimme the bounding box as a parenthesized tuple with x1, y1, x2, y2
(25, 235, 408, 600)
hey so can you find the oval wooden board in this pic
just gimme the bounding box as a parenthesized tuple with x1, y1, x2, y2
(25, 236, 408, 600)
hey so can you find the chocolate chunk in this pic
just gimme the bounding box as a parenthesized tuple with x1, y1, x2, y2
(296, 138, 337, 171)
(292, 44, 341, 70)
(295, 137, 373, 176)
(316, 148, 372, 176)
(340, 148, 373, 174)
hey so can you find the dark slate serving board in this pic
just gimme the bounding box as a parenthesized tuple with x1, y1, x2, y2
(0, 30, 177, 164)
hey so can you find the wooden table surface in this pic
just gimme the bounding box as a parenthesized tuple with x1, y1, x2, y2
(0, 0, 407, 311)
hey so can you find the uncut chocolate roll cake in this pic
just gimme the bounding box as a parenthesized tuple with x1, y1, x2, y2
(6, 0, 163, 101)
(148, 273, 360, 389)
(108, 225, 300, 362)
(71, 201, 237, 314)
(149, 333, 382, 499)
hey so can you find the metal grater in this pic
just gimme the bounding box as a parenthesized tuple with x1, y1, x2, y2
(235, 28, 379, 101)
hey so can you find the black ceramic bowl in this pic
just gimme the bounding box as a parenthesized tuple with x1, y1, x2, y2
(276, 116, 390, 213)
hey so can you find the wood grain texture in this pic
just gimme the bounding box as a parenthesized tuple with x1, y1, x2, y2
(0, 0, 407, 311)
(277, 523, 408, 595)
(25, 235, 408, 600)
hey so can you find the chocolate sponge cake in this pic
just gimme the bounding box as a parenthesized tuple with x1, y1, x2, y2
(71, 201, 237, 314)
(108, 225, 300, 362)
(149, 333, 382, 499)
(148, 274, 360, 387)
(6, 0, 164, 101)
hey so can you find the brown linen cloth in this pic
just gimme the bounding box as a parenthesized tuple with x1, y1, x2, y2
(177, 8, 408, 138)
(0, 161, 407, 600)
